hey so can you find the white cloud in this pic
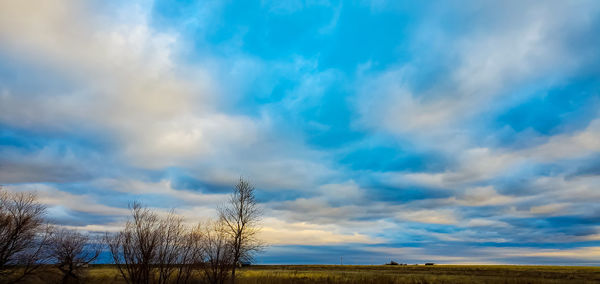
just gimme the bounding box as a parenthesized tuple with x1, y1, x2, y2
(259, 217, 382, 245)
(0, 0, 341, 190)
(454, 186, 514, 207)
(398, 209, 458, 225)
(506, 247, 600, 261)
(354, 1, 598, 149)
(318, 180, 365, 203)
(529, 203, 570, 215)
(3, 183, 129, 217)
(464, 218, 510, 228)
(0, 0, 251, 170)
(378, 119, 600, 191)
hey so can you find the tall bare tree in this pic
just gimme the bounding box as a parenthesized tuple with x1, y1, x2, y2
(218, 178, 264, 283)
(49, 229, 102, 284)
(0, 187, 53, 283)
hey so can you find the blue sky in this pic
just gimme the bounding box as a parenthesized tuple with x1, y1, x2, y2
(1, 0, 600, 265)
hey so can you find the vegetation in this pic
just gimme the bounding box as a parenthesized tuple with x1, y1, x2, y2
(0, 189, 53, 283)
(219, 177, 264, 282)
(49, 229, 101, 283)
(0, 179, 265, 284)
(9, 264, 600, 284)
(235, 265, 600, 283)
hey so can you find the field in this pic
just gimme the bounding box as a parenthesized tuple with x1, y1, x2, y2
(18, 264, 600, 283)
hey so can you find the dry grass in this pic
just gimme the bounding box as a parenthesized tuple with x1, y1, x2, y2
(13, 264, 600, 283)
(235, 265, 600, 284)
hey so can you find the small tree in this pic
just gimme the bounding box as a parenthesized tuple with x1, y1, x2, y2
(107, 202, 194, 284)
(49, 229, 102, 284)
(218, 178, 264, 283)
(200, 219, 233, 284)
(0, 187, 53, 283)
(107, 202, 163, 284)
(156, 211, 185, 284)
(173, 225, 204, 284)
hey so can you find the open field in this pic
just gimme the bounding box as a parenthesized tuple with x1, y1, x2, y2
(17, 264, 600, 284)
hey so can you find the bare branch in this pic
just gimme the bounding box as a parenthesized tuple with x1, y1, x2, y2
(0, 187, 53, 283)
(50, 229, 102, 283)
(218, 177, 265, 283)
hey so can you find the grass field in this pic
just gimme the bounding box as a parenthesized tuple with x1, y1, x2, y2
(234, 265, 600, 283)
(17, 264, 600, 283)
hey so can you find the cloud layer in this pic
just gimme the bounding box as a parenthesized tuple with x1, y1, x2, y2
(1, 0, 600, 264)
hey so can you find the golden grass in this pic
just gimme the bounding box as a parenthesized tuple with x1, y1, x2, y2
(14, 264, 600, 283)
(234, 265, 600, 284)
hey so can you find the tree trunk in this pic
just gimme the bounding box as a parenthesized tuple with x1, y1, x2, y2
(62, 270, 78, 284)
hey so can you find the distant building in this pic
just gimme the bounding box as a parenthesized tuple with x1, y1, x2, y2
(425, 263, 435, 266)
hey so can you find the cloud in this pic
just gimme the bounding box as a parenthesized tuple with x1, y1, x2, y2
(260, 217, 381, 245)
(1, 0, 600, 264)
(529, 203, 570, 216)
(4, 183, 129, 216)
(354, 0, 600, 147)
(0, 0, 341, 189)
(0, 0, 264, 172)
(398, 209, 458, 225)
(501, 246, 600, 262)
(452, 186, 514, 207)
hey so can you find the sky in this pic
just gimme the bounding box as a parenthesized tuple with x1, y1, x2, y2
(1, 0, 600, 265)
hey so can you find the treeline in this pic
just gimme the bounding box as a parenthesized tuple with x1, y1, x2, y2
(0, 178, 263, 284)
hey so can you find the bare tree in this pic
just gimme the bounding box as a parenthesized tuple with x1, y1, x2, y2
(156, 211, 185, 284)
(174, 225, 203, 284)
(0, 187, 53, 283)
(199, 219, 233, 284)
(49, 229, 102, 284)
(104, 182, 263, 284)
(218, 178, 264, 282)
(107, 202, 163, 284)
(107, 202, 198, 284)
